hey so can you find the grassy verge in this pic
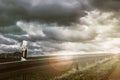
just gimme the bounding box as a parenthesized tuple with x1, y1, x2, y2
(52, 57, 118, 80)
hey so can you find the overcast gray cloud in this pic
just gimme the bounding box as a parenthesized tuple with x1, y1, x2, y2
(91, 0, 120, 11)
(1, 0, 120, 55)
(0, 0, 91, 26)
(0, 0, 120, 26)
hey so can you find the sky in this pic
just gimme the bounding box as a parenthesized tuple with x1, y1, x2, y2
(0, 0, 120, 55)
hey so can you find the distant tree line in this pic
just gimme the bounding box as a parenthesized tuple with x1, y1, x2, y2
(0, 52, 22, 59)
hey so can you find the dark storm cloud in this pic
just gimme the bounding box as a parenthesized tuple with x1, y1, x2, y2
(0, 0, 90, 26)
(91, 0, 120, 11)
(0, 0, 119, 26)
(1, 0, 120, 55)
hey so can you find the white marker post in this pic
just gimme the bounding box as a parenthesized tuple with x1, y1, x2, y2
(21, 40, 28, 59)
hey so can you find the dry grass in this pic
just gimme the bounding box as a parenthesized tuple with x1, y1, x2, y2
(52, 57, 118, 80)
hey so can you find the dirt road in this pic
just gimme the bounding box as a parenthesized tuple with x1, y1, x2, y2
(108, 56, 120, 80)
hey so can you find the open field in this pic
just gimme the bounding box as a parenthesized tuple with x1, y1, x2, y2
(53, 55, 118, 80)
(0, 54, 117, 80)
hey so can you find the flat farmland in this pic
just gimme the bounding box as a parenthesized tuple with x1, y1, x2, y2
(0, 54, 117, 80)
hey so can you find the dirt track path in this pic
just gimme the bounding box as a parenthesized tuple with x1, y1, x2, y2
(108, 56, 120, 80)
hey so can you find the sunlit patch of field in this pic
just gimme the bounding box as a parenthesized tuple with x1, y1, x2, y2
(0, 54, 117, 80)
(52, 55, 118, 80)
